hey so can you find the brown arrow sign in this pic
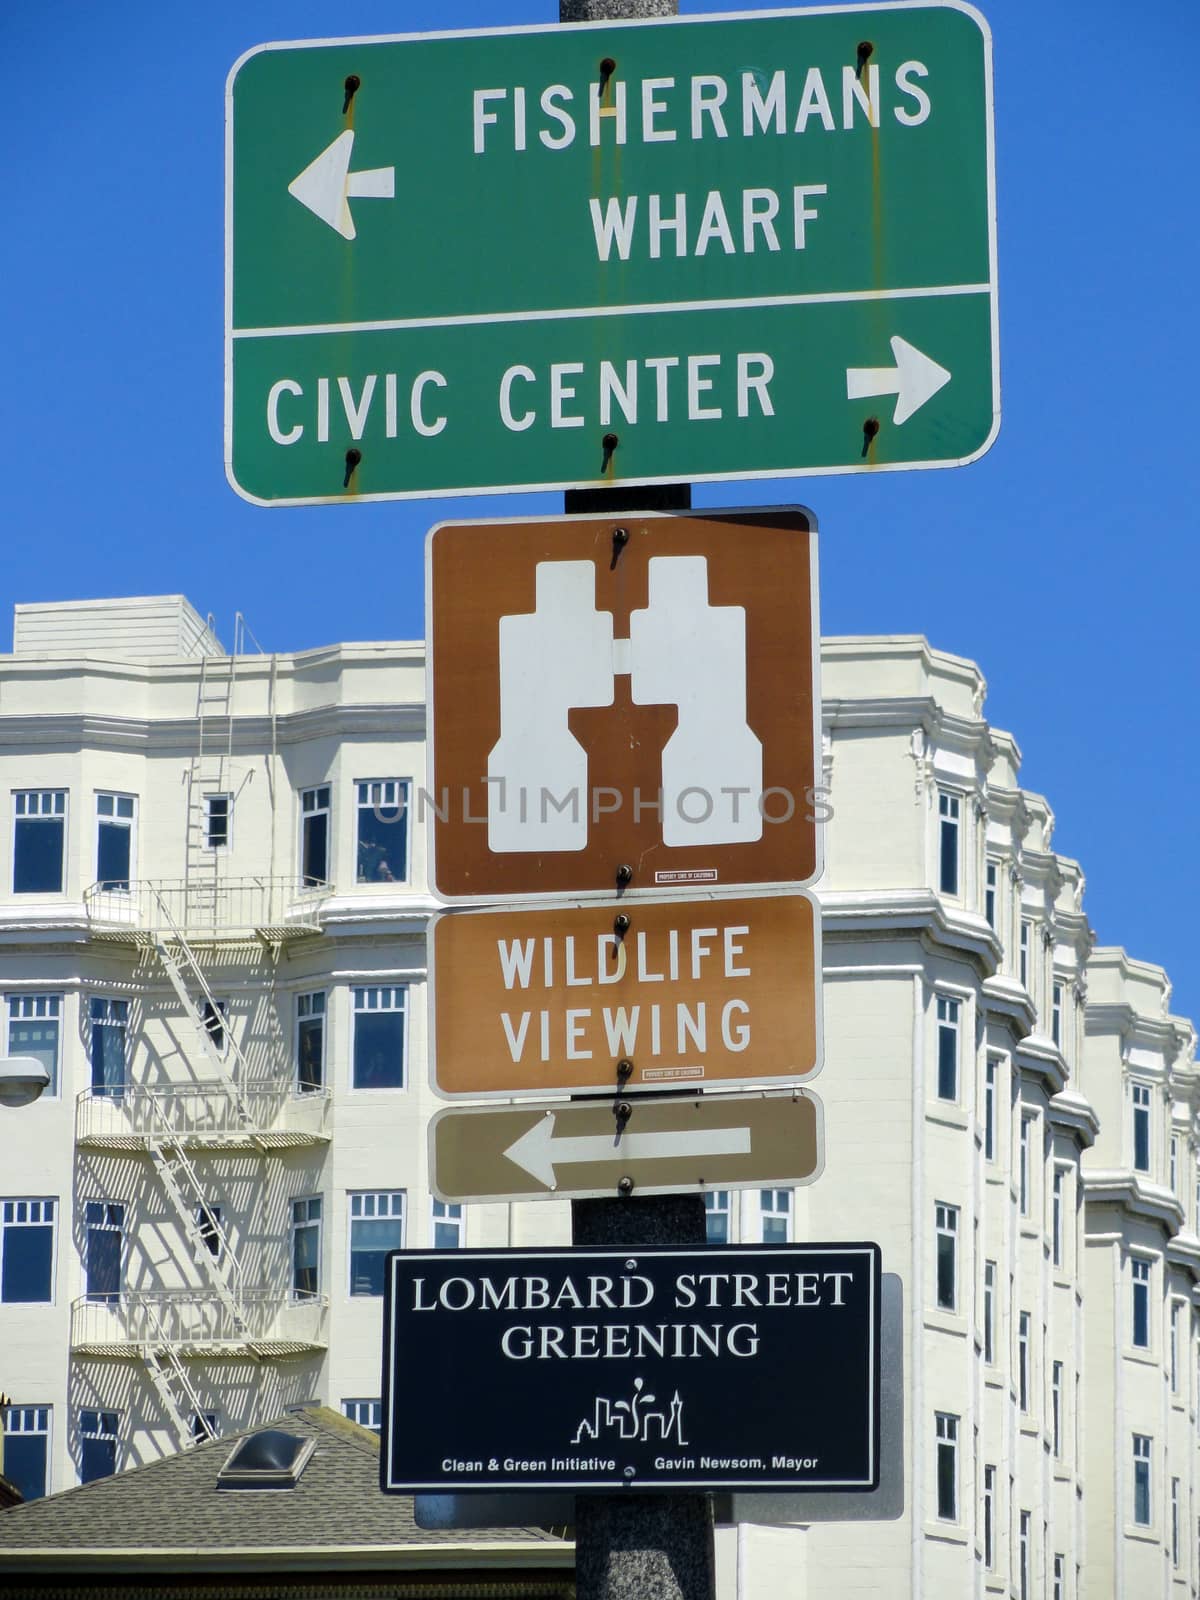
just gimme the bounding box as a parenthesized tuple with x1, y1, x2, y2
(429, 1089, 823, 1204)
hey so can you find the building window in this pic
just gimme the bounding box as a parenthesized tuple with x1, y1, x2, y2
(1172, 1476, 1181, 1565)
(6, 995, 61, 1098)
(1052, 1553, 1065, 1600)
(1019, 1115, 1034, 1217)
(1019, 919, 1031, 989)
(759, 1189, 791, 1243)
(300, 784, 331, 886)
(13, 790, 66, 894)
(934, 1412, 958, 1520)
(1051, 1360, 1063, 1458)
(1018, 1510, 1031, 1600)
(704, 1191, 730, 1243)
(349, 1191, 405, 1296)
(204, 793, 231, 850)
(295, 992, 325, 1093)
(89, 997, 128, 1098)
(984, 1059, 997, 1161)
(1170, 1302, 1181, 1393)
(342, 1398, 382, 1434)
(2, 1405, 50, 1502)
(935, 1203, 958, 1311)
(983, 1463, 996, 1568)
(356, 780, 409, 883)
(1131, 1257, 1151, 1349)
(79, 1407, 120, 1483)
(199, 999, 228, 1057)
(1, 1198, 55, 1303)
(1018, 1310, 1031, 1411)
(1170, 1134, 1179, 1195)
(937, 791, 960, 895)
(432, 1199, 464, 1249)
(352, 986, 407, 1089)
(935, 996, 959, 1101)
(95, 793, 135, 892)
(1132, 1433, 1152, 1526)
(290, 1196, 322, 1299)
(983, 1260, 996, 1364)
(195, 1203, 223, 1260)
(1051, 981, 1063, 1047)
(84, 1201, 124, 1303)
(190, 1411, 219, 1442)
(985, 860, 998, 929)
(1131, 1083, 1151, 1173)
(1052, 1168, 1065, 1268)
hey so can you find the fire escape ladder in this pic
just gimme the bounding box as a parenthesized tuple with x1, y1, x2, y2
(149, 892, 256, 1131)
(140, 1301, 212, 1453)
(145, 1142, 247, 1328)
(184, 650, 237, 911)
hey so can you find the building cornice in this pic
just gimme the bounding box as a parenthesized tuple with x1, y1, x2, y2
(823, 695, 995, 765)
(1166, 1230, 1200, 1282)
(0, 703, 426, 754)
(1082, 1170, 1185, 1234)
(1047, 1087, 1099, 1149)
(318, 894, 440, 934)
(817, 889, 1000, 977)
(980, 974, 1038, 1041)
(1016, 1033, 1068, 1097)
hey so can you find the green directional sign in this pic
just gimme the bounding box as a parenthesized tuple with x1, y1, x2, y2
(225, 3, 997, 505)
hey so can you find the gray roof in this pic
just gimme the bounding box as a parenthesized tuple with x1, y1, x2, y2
(0, 1406, 571, 1572)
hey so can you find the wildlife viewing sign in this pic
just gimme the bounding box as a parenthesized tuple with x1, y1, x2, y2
(381, 1245, 881, 1493)
(226, 3, 998, 503)
(428, 894, 820, 1100)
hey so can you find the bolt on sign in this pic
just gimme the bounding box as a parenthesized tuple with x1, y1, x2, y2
(226, 4, 997, 505)
(429, 894, 819, 1100)
(427, 510, 821, 901)
(429, 1089, 823, 1205)
(381, 1245, 881, 1494)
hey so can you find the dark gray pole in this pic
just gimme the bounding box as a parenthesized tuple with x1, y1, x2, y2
(560, 17, 714, 1600)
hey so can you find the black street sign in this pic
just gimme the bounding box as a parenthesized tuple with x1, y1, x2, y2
(381, 1244, 881, 1494)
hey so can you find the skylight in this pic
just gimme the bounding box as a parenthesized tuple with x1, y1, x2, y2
(216, 1429, 316, 1490)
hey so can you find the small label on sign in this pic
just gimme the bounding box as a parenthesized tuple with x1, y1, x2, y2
(643, 1065, 706, 1082)
(655, 868, 719, 885)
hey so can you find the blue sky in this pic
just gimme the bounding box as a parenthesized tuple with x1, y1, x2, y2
(2, 1, 1196, 1020)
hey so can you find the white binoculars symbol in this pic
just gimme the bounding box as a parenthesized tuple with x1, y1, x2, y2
(487, 555, 763, 853)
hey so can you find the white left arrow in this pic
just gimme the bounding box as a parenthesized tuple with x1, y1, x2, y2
(846, 335, 952, 425)
(502, 1112, 753, 1190)
(287, 130, 395, 241)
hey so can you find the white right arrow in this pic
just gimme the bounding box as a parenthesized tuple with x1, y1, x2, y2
(846, 335, 952, 425)
(287, 129, 395, 241)
(503, 1112, 753, 1190)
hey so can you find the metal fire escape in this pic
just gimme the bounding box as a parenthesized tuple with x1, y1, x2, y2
(183, 646, 237, 925)
(77, 620, 329, 1452)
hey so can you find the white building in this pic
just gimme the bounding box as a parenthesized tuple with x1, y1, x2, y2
(0, 597, 1196, 1600)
